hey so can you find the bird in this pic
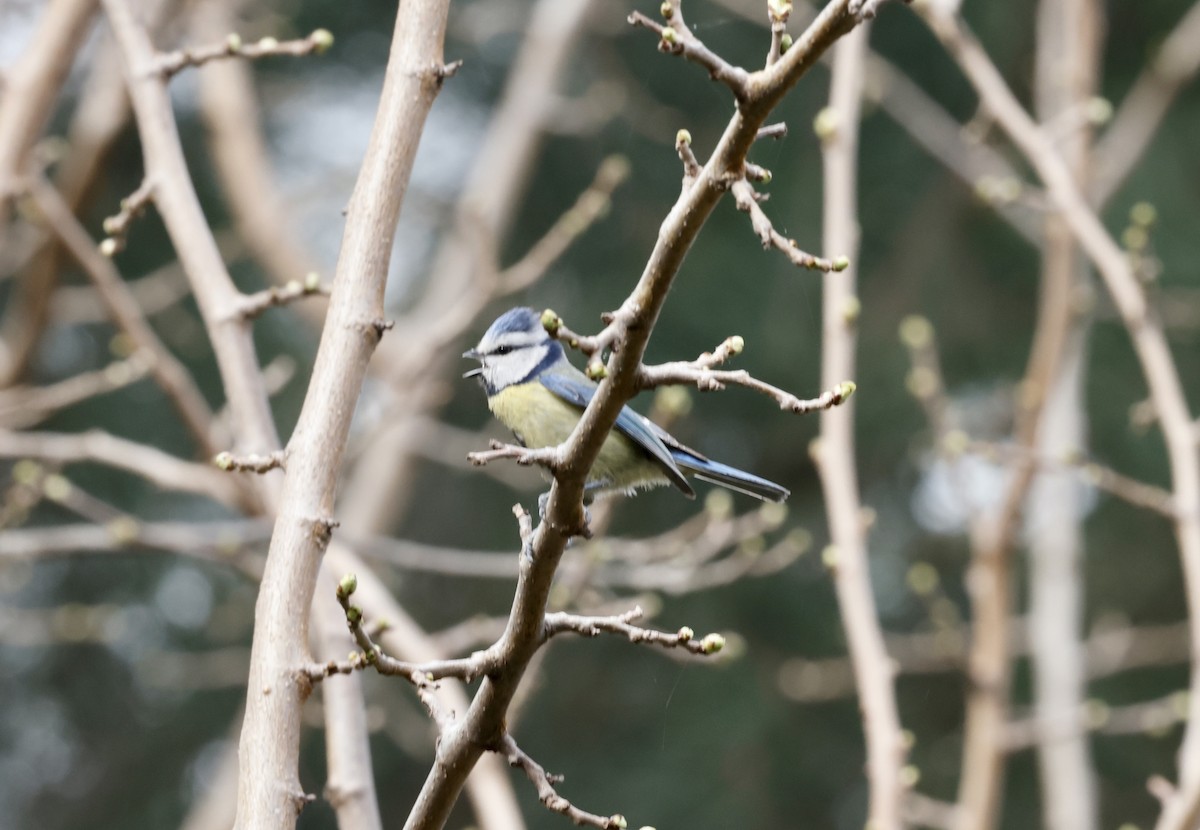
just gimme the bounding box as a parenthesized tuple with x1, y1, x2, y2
(463, 307, 789, 504)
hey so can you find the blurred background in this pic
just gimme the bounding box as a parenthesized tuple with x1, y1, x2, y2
(1, 0, 1199, 828)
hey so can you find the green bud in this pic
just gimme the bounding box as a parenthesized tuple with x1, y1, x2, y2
(699, 633, 725, 654)
(99, 237, 119, 257)
(813, 107, 838, 140)
(1130, 201, 1157, 227)
(677, 626, 695, 642)
(660, 26, 677, 45)
(899, 765, 921, 787)
(213, 451, 234, 470)
(13, 459, 42, 485)
(785, 527, 811, 554)
(226, 33, 243, 52)
(660, 0, 673, 18)
(540, 308, 562, 335)
(780, 33, 793, 53)
(304, 271, 321, 291)
(835, 381, 856, 401)
(841, 295, 861, 325)
(727, 335, 745, 355)
(906, 562, 939, 596)
(1085, 96, 1112, 125)
(106, 516, 141, 545)
(610, 816, 628, 830)
(311, 28, 334, 54)
(346, 605, 363, 625)
(102, 216, 121, 235)
(43, 474, 71, 502)
(821, 544, 839, 570)
(759, 501, 787, 528)
(676, 128, 692, 147)
(759, 169, 772, 185)
(586, 361, 607, 380)
(258, 36, 280, 50)
(832, 255, 850, 272)
(337, 573, 358, 599)
(705, 488, 733, 520)
(898, 315, 933, 348)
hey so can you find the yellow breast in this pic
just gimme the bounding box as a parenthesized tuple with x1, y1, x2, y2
(487, 382, 670, 494)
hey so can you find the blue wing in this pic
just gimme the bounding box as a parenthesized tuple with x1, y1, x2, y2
(538, 371, 695, 497)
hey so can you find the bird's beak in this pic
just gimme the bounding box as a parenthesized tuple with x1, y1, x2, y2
(462, 348, 483, 379)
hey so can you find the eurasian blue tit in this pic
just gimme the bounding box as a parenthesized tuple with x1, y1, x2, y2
(463, 307, 789, 503)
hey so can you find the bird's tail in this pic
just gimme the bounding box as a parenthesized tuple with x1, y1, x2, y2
(671, 451, 790, 503)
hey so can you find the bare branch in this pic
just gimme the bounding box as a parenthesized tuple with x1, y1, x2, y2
(98, 176, 153, 254)
(0, 428, 246, 509)
(639, 345, 856, 414)
(498, 155, 631, 293)
(212, 449, 286, 474)
(154, 29, 334, 79)
(467, 440, 561, 473)
(0, 354, 151, 428)
(543, 606, 727, 655)
(627, 4, 751, 101)
(730, 178, 849, 271)
(334, 574, 492, 697)
(1091, 0, 1200, 204)
(233, 274, 330, 320)
(497, 734, 626, 829)
(813, 22, 906, 830)
(920, 11, 1200, 829)
(24, 172, 220, 454)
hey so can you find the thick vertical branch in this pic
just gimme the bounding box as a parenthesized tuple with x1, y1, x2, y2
(232, 1, 454, 826)
(1028, 1, 1101, 828)
(813, 23, 905, 830)
(339, 0, 601, 529)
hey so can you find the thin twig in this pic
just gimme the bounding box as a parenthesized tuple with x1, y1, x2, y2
(496, 733, 626, 829)
(153, 28, 334, 79)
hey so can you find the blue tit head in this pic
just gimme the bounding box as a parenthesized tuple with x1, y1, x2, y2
(463, 307, 565, 395)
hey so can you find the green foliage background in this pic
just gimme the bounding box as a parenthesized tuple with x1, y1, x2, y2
(3, 0, 1199, 828)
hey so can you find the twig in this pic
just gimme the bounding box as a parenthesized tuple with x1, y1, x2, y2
(542, 606, 727, 655)
(1091, 0, 1200, 205)
(730, 178, 849, 271)
(639, 345, 857, 414)
(497, 155, 631, 293)
(627, 5, 751, 101)
(496, 733, 626, 829)
(212, 450, 286, 474)
(98, 176, 153, 254)
(0, 428, 246, 509)
(24, 172, 220, 455)
(467, 440, 561, 472)
(333, 574, 489, 697)
(0, 353, 151, 428)
(153, 29, 334, 79)
(233, 274, 330, 320)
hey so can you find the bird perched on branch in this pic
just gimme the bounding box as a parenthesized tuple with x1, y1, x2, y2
(463, 307, 789, 503)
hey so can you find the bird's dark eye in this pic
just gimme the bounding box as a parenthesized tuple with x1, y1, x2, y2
(493, 345, 513, 356)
